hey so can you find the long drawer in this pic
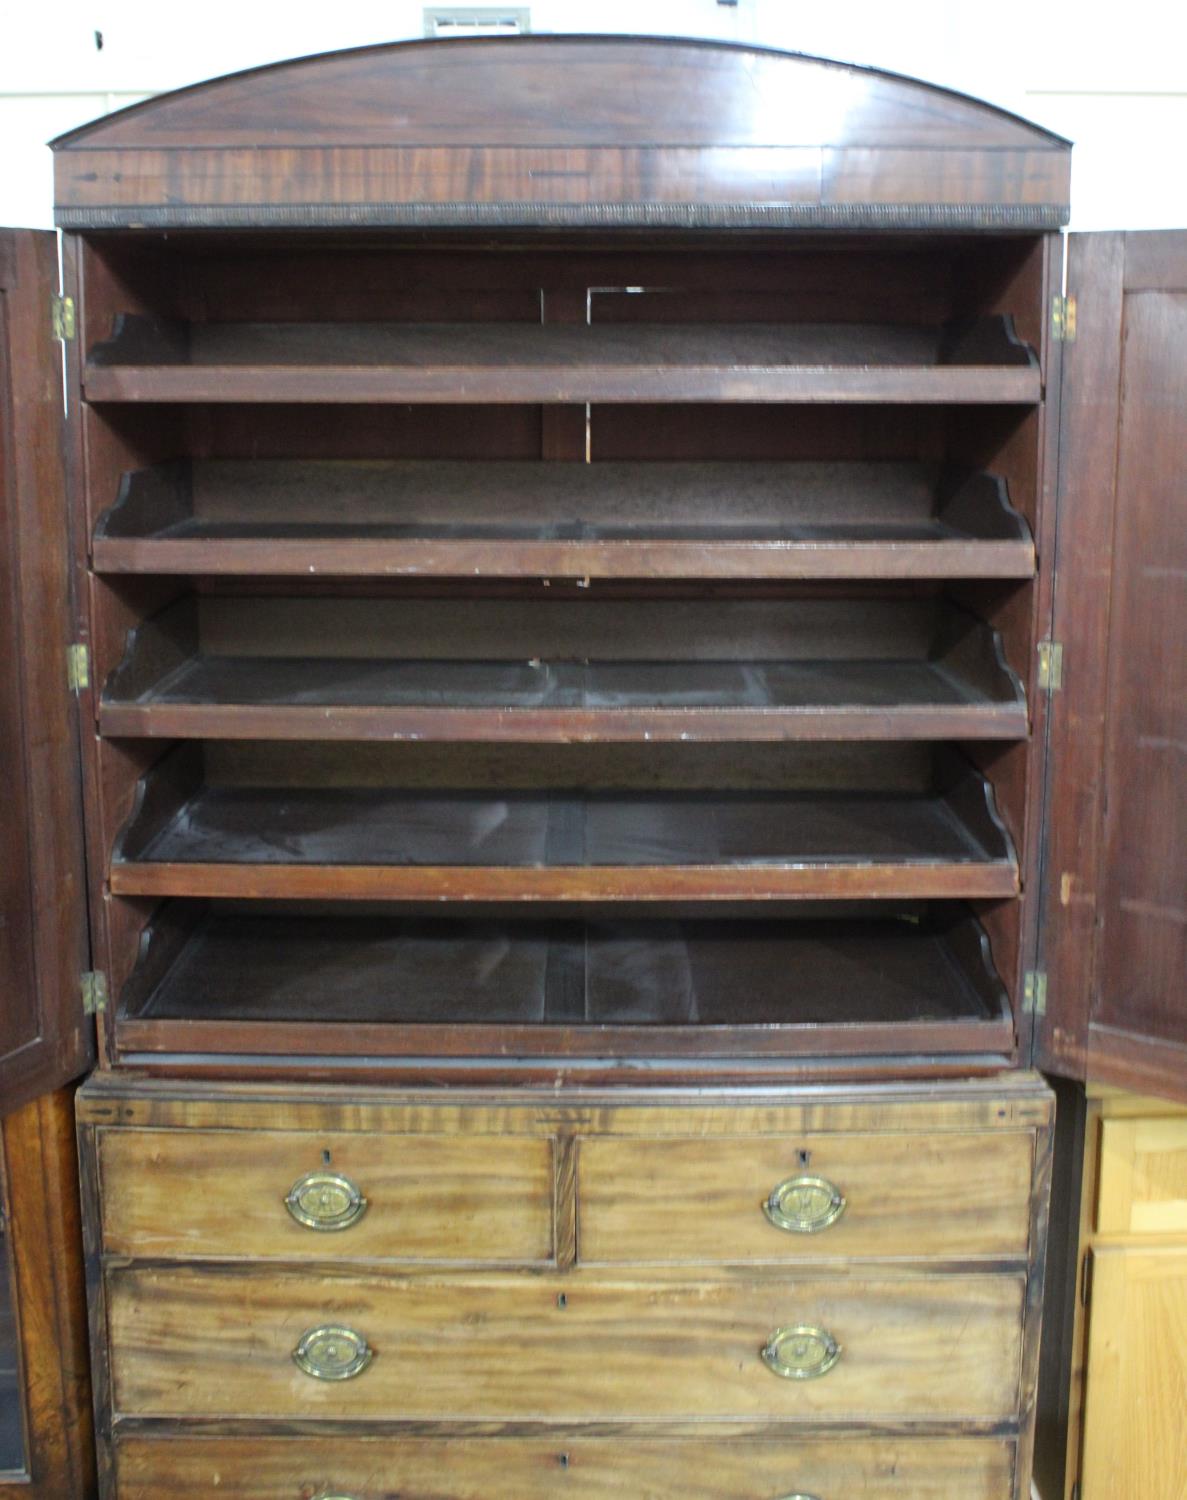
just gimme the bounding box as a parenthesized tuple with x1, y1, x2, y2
(97, 1128, 555, 1262)
(107, 1266, 1024, 1422)
(114, 1435, 1017, 1499)
(579, 1130, 1033, 1262)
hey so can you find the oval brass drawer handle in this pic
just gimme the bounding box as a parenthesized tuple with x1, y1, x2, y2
(285, 1170, 368, 1231)
(763, 1174, 846, 1234)
(761, 1325, 841, 1380)
(293, 1325, 373, 1381)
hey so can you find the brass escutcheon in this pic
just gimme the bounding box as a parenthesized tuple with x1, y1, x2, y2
(763, 1174, 846, 1234)
(292, 1325, 373, 1381)
(761, 1325, 841, 1380)
(285, 1170, 368, 1231)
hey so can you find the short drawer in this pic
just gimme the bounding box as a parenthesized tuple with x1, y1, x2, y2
(97, 1129, 554, 1263)
(114, 1434, 1016, 1499)
(1097, 1117, 1187, 1236)
(107, 1267, 1024, 1422)
(579, 1131, 1033, 1262)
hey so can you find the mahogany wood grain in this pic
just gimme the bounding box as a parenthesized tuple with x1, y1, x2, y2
(106, 1264, 1024, 1422)
(109, 860, 1019, 903)
(90, 460, 1035, 583)
(97, 1128, 555, 1264)
(107, 770, 1019, 904)
(82, 316, 1041, 407)
(0, 229, 92, 1113)
(109, 908, 1014, 1063)
(578, 1129, 1033, 1264)
(51, 38, 1070, 230)
(111, 1433, 1017, 1499)
(0, 1092, 95, 1500)
(1039, 231, 1187, 1102)
(76, 1071, 1055, 1132)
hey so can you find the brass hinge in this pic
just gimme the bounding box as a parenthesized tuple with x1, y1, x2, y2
(1023, 970, 1048, 1018)
(51, 293, 76, 342)
(1052, 292, 1077, 342)
(67, 643, 90, 692)
(81, 971, 108, 1017)
(1037, 640, 1064, 692)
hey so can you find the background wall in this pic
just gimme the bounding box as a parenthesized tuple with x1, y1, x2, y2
(3, 0, 1185, 230)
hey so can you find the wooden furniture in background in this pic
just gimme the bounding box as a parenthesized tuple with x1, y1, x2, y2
(1060, 1091, 1187, 1500)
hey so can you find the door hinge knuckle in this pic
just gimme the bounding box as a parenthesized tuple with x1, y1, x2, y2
(1052, 292, 1077, 342)
(81, 971, 108, 1017)
(1023, 970, 1048, 1018)
(1037, 640, 1064, 692)
(67, 643, 90, 692)
(51, 293, 76, 342)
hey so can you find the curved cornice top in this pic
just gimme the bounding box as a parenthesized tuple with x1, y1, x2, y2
(53, 35, 1071, 230)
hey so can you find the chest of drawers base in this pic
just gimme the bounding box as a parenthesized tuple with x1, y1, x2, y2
(77, 1073, 1054, 1500)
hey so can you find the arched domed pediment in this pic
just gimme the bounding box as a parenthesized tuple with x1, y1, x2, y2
(53, 35, 1070, 230)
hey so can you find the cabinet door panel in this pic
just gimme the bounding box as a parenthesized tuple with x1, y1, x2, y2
(0, 229, 91, 1114)
(1038, 231, 1187, 1102)
(1081, 1246, 1187, 1500)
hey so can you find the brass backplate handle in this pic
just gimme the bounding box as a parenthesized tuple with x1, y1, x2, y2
(285, 1170, 368, 1231)
(763, 1174, 846, 1234)
(292, 1325, 374, 1381)
(761, 1325, 841, 1380)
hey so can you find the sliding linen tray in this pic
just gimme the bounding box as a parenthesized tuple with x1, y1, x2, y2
(91, 460, 1036, 582)
(114, 905, 1015, 1061)
(83, 315, 1041, 405)
(98, 595, 1028, 743)
(108, 745, 1017, 904)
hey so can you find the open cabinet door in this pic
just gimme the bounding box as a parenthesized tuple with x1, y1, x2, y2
(0, 229, 92, 1117)
(1036, 231, 1187, 1101)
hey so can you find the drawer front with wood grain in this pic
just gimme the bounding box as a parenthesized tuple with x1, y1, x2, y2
(579, 1130, 1034, 1262)
(107, 1267, 1024, 1422)
(1096, 1117, 1187, 1236)
(114, 1434, 1018, 1499)
(97, 1129, 555, 1263)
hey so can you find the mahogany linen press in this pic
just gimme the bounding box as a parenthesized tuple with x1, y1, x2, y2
(0, 33, 1183, 1500)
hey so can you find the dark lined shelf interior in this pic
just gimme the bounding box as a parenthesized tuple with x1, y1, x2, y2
(119, 906, 1012, 1052)
(110, 744, 1017, 902)
(84, 315, 1041, 404)
(92, 460, 1036, 580)
(100, 595, 1027, 742)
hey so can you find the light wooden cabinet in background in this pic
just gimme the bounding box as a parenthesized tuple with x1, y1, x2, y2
(1064, 1094, 1187, 1500)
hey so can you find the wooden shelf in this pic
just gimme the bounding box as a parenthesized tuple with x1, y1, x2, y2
(92, 460, 1036, 582)
(99, 597, 1028, 743)
(84, 315, 1041, 405)
(116, 906, 1014, 1060)
(110, 759, 1017, 902)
